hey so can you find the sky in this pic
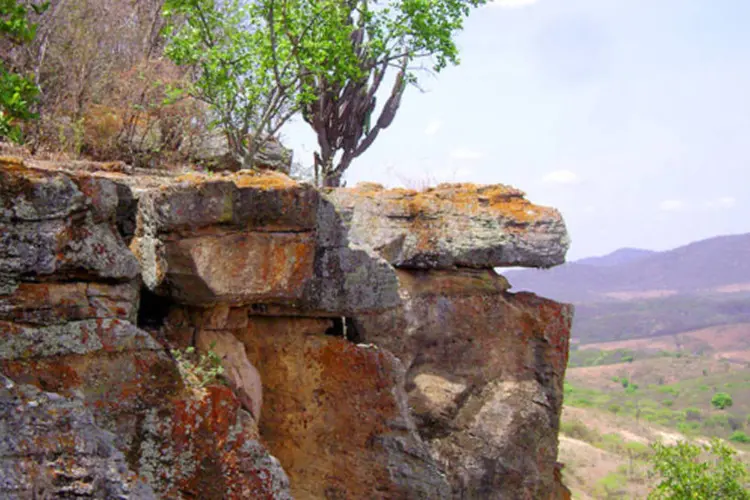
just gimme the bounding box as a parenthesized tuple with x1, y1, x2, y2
(281, 0, 750, 260)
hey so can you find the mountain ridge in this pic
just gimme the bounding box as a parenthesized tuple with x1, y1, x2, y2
(505, 233, 750, 303)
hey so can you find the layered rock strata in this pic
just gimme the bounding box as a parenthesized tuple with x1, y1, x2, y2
(0, 156, 572, 499)
(0, 158, 291, 499)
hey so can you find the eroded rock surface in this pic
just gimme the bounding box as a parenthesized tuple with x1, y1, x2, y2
(328, 182, 570, 269)
(0, 157, 139, 293)
(0, 159, 291, 499)
(357, 270, 573, 499)
(132, 172, 399, 314)
(164, 310, 451, 499)
(0, 156, 573, 499)
(0, 375, 156, 499)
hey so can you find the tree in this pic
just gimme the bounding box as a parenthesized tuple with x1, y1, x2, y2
(712, 392, 734, 410)
(276, 0, 487, 186)
(164, 0, 486, 184)
(648, 439, 749, 499)
(0, 0, 48, 142)
(163, 0, 309, 169)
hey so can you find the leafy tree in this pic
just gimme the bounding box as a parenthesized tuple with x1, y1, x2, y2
(729, 431, 750, 444)
(280, 0, 487, 186)
(712, 392, 734, 410)
(163, 0, 314, 169)
(0, 0, 48, 142)
(648, 439, 749, 499)
(164, 0, 486, 184)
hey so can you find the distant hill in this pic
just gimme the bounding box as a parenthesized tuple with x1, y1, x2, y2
(505, 233, 750, 303)
(576, 248, 656, 267)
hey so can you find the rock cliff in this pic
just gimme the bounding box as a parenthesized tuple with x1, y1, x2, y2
(0, 156, 572, 499)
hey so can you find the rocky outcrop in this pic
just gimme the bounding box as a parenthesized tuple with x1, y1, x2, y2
(0, 156, 139, 292)
(0, 157, 291, 499)
(131, 171, 399, 315)
(0, 375, 156, 499)
(328, 182, 569, 269)
(0, 156, 573, 499)
(356, 270, 572, 498)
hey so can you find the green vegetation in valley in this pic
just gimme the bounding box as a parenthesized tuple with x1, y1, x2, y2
(564, 367, 750, 444)
(648, 439, 750, 499)
(568, 346, 688, 368)
(573, 293, 750, 344)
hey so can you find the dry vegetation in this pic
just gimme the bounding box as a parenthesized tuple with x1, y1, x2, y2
(2, 0, 212, 168)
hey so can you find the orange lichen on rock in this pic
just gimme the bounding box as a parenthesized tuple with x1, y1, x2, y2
(346, 181, 553, 224)
(328, 179, 570, 269)
(173, 169, 298, 191)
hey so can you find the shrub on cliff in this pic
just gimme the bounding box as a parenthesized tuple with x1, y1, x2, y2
(0, 0, 48, 143)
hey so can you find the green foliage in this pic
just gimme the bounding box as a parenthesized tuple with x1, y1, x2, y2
(648, 439, 750, 499)
(596, 471, 628, 498)
(729, 431, 750, 444)
(712, 392, 734, 410)
(162, 0, 297, 167)
(0, 0, 48, 143)
(163, 0, 485, 184)
(560, 418, 602, 443)
(171, 345, 225, 390)
(659, 385, 681, 397)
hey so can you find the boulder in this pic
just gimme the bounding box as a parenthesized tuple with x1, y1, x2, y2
(196, 327, 263, 421)
(328, 182, 570, 269)
(132, 172, 400, 314)
(0, 157, 139, 291)
(356, 270, 573, 499)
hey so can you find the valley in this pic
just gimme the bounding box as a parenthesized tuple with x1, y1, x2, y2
(507, 234, 750, 498)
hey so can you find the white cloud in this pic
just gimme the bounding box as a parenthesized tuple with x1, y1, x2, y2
(659, 199, 685, 212)
(450, 148, 485, 161)
(424, 120, 443, 136)
(542, 169, 580, 184)
(488, 0, 539, 8)
(706, 196, 737, 209)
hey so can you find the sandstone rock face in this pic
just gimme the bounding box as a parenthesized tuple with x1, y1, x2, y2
(0, 159, 292, 499)
(165, 310, 451, 499)
(0, 156, 573, 499)
(132, 171, 399, 314)
(328, 182, 570, 269)
(0, 375, 156, 499)
(237, 316, 451, 499)
(356, 270, 573, 499)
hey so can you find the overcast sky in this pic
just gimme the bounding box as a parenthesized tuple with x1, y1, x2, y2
(282, 0, 750, 260)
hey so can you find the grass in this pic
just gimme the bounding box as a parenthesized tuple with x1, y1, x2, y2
(564, 365, 750, 444)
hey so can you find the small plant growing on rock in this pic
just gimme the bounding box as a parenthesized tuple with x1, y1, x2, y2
(171, 345, 224, 390)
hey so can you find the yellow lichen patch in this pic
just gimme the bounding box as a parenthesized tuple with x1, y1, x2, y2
(0, 156, 25, 168)
(230, 170, 297, 190)
(174, 171, 213, 184)
(344, 181, 555, 224)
